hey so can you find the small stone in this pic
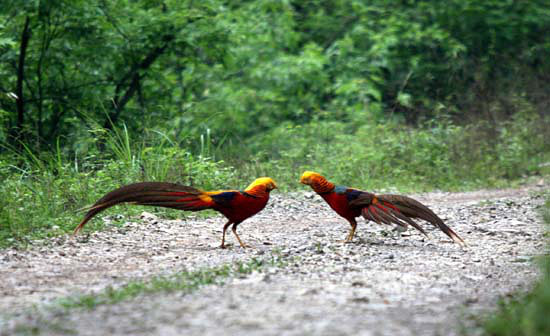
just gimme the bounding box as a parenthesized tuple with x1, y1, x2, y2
(351, 280, 366, 287)
(350, 296, 370, 303)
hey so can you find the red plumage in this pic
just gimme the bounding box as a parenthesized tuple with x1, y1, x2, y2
(74, 178, 277, 248)
(300, 171, 465, 246)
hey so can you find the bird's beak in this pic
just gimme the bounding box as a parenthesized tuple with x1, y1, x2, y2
(299, 177, 309, 185)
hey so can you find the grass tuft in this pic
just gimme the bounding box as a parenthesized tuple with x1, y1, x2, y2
(55, 256, 281, 310)
(0, 126, 237, 249)
(3, 255, 286, 335)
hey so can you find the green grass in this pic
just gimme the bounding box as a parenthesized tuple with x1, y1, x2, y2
(0, 112, 548, 248)
(56, 256, 283, 310)
(237, 111, 549, 192)
(0, 156, 236, 248)
(480, 194, 550, 336)
(0, 124, 241, 248)
(7, 255, 286, 335)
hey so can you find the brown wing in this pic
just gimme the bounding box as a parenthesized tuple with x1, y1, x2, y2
(349, 192, 429, 236)
(349, 192, 465, 246)
(377, 194, 465, 246)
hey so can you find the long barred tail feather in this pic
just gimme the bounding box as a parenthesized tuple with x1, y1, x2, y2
(73, 182, 208, 235)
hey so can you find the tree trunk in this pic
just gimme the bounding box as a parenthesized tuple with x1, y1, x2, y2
(13, 16, 31, 143)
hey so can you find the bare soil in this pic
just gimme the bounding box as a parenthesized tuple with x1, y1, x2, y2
(0, 181, 547, 335)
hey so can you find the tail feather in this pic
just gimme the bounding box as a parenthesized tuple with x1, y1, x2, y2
(73, 182, 208, 235)
(376, 194, 466, 247)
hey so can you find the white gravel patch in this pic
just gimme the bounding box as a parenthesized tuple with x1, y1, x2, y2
(0, 182, 547, 335)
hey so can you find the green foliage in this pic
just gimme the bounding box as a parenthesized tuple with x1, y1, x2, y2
(2, 0, 549, 148)
(0, 0, 549, 247)
(0, 0, 231, 145)
(481, 195, 550, 336)
(0, 126, 236, 248)
(239, 111, 549, 192)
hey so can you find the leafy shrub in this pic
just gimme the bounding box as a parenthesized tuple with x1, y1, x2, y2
(239, 110, 549, 191)
(0, 128, 236, 248)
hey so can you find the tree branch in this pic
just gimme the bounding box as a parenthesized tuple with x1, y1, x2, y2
(105, 35, 174, 129)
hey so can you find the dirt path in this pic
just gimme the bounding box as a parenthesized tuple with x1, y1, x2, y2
(0, 183, 547, 335)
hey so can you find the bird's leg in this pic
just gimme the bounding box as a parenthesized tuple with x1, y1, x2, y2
(345, 219, 358, 242)
(220, 221, 233, 249)
(231, 223, 250, 248)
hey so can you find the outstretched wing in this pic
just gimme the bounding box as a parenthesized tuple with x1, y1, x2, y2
(349, 191, 465, 246)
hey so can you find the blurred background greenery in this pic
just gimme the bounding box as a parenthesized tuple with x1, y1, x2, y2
(0, 0, 548, 242)
(1, 1, 549, 333)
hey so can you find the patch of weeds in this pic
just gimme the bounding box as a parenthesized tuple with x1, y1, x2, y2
(314, 242, 324, 254)
(476, 200, 498, 207)
(270, 246, 283, 256)
(14, 320, 77, 336)
(477, 194, 550, 336)
(3, 254, 288, 335)
(0, 130, 237, 249)
(12, 324, 42, 336)
(55, 255, 284, 311)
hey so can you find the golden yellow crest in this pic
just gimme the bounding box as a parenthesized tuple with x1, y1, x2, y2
(245, 177, 278, 192)
(300, 171, 324, 185)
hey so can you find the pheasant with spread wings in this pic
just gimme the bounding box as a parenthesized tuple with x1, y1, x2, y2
(300, 171, 464, 246)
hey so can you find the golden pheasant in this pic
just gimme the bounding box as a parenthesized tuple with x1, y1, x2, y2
(300, 171, 465, 246)
(74, 177, 277, 248)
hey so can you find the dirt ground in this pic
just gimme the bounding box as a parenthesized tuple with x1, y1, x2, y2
(0, 181, 547, 335)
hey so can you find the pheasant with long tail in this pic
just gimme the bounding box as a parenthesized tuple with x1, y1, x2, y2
(74, 177, 277, 248)
(300, 171, 465, 246)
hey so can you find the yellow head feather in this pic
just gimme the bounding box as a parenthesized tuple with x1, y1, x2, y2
(300, 171, 324, 185)
(245, 177, 278, 192)
(300, 171, 334, 193)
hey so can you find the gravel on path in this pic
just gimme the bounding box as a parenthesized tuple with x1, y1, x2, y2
(0, 182, 547, 335)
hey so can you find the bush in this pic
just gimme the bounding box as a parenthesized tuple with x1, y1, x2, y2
(238, 110, 549, 191)
(0, 127, 237, 248)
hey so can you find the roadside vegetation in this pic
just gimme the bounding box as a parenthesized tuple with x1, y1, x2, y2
(56, 256, 282, 310)
(482, 194, 550, 336)
(0, 1, 549, 246)
(1, 114, 547, 248)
